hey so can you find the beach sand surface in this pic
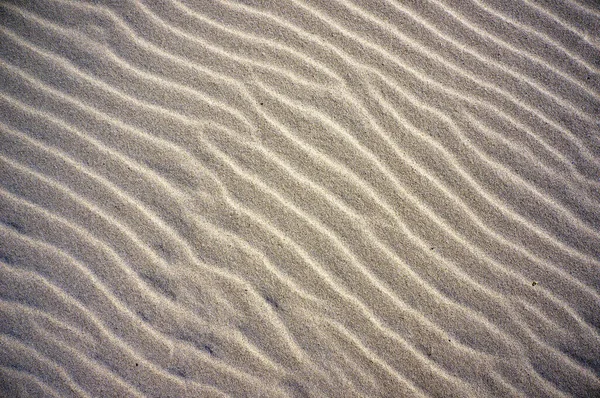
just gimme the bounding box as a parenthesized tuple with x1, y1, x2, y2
(1, 0, 599, 396)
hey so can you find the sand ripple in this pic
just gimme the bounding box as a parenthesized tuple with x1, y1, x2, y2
(1, 0, 599, 396)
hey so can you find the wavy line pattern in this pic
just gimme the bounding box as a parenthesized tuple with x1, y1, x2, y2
(1, 0, 599, 396)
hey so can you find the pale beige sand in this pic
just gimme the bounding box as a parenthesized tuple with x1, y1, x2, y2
(1, 0, 599, 396)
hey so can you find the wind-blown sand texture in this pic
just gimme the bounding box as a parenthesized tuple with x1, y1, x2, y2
(1, 0, 599, 396)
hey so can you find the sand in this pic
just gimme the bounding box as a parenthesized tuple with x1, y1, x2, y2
(0, 0, 599, 396)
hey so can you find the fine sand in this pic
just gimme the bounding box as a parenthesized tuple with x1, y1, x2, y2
(1, 0, 599, 396)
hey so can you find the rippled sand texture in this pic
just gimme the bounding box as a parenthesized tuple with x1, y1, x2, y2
(1, 0, 599, 396)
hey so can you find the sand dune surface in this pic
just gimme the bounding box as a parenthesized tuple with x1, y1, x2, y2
(1, 0, 599, 396)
